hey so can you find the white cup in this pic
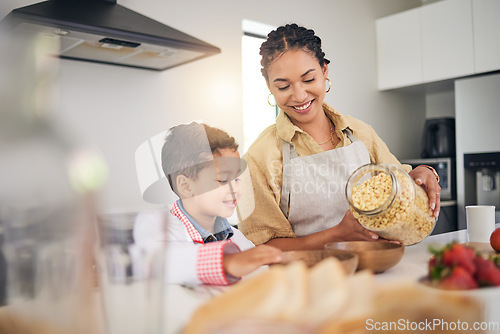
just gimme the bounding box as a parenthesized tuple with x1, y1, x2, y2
(466, 205, 496, 243)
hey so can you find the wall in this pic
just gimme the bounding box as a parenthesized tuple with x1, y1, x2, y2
(0, 0, 423, 212)
(425, 89, 455, 118)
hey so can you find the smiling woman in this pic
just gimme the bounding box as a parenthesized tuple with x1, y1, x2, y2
(239, 23, 441, 251)
(265, 50, 333, 145)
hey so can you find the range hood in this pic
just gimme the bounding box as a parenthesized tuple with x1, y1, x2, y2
(1, 0, 221, 71)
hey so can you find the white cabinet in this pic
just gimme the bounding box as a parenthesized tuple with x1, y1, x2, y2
(421, 0, 474, 83)
(376, 8, 422, 90)
(473, 0, 500, 73)
(376, 0, 500, 90)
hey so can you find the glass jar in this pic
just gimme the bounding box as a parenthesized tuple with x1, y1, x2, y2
(345, 164, 436, 245)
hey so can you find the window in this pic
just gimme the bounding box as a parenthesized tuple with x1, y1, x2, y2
(241, 20, 277, 153)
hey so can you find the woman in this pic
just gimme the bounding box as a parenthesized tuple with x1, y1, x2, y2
(239, 24, 440, 250)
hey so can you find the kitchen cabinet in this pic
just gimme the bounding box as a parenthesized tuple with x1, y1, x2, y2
(473, 0, 500, 73)
(376, 8, 422, 90)
(376, 0, 500, 91)
(421, 0, 474, 83)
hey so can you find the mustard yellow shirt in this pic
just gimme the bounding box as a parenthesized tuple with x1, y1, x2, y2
(240, 102, 411, 245)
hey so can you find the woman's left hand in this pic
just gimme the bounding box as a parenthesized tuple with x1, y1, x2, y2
(409, 165, 441, 218)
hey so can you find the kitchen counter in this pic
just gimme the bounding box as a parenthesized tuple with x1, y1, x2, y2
(162, 226, 500, 334)
(3, 227, 497, 334)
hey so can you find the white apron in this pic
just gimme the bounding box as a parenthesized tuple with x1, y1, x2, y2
(279, 128, 370, 237)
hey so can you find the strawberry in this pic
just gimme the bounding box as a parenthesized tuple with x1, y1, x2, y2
(441, 243, 476, 275)
(427, 242, 500, 289)
(428, 254, 449, 281)
(474, 256, 500, 287)
(438, 266, 478, 290)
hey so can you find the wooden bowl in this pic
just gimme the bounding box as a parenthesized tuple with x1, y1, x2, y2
(324, 241, 404, 273)
(281, 249, 358, 275)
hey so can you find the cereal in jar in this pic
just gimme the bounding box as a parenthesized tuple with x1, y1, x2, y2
(345, 164, 435, 245)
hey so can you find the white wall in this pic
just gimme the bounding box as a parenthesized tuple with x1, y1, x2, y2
(425, 89, 455, 118)
(1, 0, 423, 212)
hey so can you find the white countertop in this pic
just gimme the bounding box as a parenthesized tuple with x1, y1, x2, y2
(161, 227, 500, 334)
(2, 227, 497, 334)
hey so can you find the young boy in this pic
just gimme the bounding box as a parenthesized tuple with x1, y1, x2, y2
(134, 122, 283, 285)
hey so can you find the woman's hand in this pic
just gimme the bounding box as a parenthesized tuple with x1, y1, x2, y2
(223, 245, 283, 278)
(264, 211, 389, 251)
(329, 210, 379, 241)
(409, 165, 441, 218)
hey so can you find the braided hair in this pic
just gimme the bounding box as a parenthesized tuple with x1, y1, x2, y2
(260, 23, 330, 81)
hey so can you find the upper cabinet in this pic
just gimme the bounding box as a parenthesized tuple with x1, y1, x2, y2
(376, 8, 422, 90)
(473, 0, 500, 73)
(376, 0, 500, 91)
(421, 0, 474, 83)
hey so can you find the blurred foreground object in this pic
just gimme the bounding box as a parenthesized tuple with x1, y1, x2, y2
(278, 249, 358, 275)
(0, 28, 107, 333)
(95, 210, 166, 334)
(185, 258, 484, 334)
(184, 258, 375, 334)
(372, 282, 484, 334)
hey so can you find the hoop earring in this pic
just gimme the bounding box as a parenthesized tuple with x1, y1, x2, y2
(267, 93, 276, 107)
(325, 78, 332, 93)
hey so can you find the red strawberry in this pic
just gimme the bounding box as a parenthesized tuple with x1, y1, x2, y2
(474, 256, 500, 287)
(428, 255, 449, 281)
(438, 266, 478, 290)
(441, 243, 476, 275)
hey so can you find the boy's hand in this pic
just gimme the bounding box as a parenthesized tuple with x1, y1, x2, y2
(223, 245, 283, 278)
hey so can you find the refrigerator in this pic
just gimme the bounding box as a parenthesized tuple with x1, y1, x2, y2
(455, 72, 500, 229)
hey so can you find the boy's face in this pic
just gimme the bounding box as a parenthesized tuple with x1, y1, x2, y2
(188, 148, 243, 218)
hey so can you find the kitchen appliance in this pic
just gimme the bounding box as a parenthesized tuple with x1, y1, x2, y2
(401, 157, 456, 201)
(401, 157, 457, 234)
(1, 0, 221, 71)
(463, 152, 500, 223)
(421, 117, 456, 159)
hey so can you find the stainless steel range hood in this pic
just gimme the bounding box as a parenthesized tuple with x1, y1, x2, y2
(1, 0, 221, 71)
